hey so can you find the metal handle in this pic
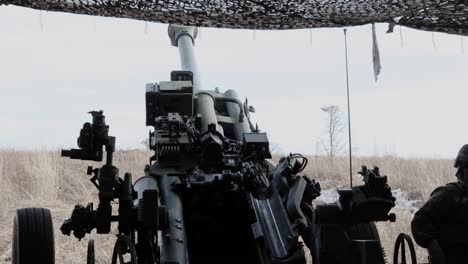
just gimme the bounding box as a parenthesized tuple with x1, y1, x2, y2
(393, 233, 417, 264)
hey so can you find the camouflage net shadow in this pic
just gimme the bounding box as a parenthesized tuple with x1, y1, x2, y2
(0, 0, 467, 35)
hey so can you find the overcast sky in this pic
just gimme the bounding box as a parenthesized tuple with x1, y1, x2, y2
(1, 6, 467, 158)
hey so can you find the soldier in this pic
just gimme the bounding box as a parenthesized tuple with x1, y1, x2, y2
(411, 144, 468, 264)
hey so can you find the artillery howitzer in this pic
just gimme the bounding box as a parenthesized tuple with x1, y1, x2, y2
(12, 25, 400, 264)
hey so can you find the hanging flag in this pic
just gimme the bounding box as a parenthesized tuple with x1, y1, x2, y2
(461, 36, 465, 54)
(432, 32, 438, 51)
(309, 28, 313, 45)
(400, 26, 404, 48)
(39, 10, 44, 32)
(372, 23, 382, 82)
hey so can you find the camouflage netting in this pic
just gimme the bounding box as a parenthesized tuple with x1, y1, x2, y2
(1, 0, 467, 35)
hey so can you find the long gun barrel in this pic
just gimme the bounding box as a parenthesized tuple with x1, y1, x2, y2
(168, 25, 202, 92)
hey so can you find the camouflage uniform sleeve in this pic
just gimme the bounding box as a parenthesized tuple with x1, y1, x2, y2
(411, 185, 454, 248)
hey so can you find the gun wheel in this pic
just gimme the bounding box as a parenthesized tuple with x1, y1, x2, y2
(111, 235, 137, 264)
(12, 208, 55, 264)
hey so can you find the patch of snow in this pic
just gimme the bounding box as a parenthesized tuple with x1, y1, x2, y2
(314, 188, 339, 205)
(392, 188, 422, 214)
(313, 188, 422, 215)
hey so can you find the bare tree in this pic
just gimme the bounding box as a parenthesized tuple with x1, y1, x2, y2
(141, 138, 150, 149)
(320, 105, 345, 158)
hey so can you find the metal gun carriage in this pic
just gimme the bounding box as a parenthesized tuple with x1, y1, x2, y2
(11, 25, 420, 264)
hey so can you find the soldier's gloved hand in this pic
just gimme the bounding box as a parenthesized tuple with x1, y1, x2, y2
(427, 240, 445, 264)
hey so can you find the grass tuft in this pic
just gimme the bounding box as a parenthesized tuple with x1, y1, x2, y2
(0, 151, 453, 263)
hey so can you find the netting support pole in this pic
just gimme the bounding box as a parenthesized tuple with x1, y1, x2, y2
(344, 29, 353, 188)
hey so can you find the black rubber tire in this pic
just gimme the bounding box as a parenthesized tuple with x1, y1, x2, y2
(12, 208, 55, 264)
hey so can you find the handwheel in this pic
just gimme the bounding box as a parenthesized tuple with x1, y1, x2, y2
(12, 208, 55, 264)
(87, 239, 95, 264)
(393, 233, 417, 264)
(111, 235, 138, 264)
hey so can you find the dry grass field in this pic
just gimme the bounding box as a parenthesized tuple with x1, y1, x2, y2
(0, 150, 455, 263)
